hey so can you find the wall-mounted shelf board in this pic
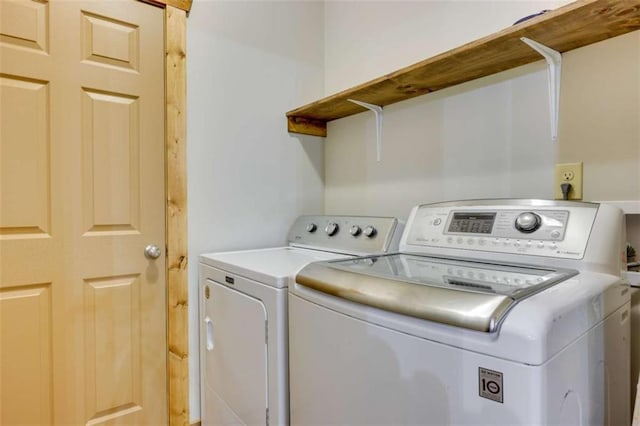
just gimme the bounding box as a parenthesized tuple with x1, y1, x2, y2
(286, 0, 640, 137)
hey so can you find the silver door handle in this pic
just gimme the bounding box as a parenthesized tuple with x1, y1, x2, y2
(144, 244, 162, 259)
(205, 316, 215, 350)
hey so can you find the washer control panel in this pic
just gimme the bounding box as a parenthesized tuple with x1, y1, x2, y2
(444, 209, 569, 241)
(404, 202, 599, 259)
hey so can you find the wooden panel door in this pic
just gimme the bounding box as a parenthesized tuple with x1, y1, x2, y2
(0, 0, 166, 424)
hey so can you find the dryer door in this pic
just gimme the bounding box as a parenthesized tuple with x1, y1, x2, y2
(203, 279, 268, 425)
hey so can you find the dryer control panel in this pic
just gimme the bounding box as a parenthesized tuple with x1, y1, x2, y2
(287, 215, 403, 255)
(403, 200, 599, 260)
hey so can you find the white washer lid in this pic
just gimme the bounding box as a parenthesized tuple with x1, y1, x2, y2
(200, 246, 350, 288)
(295, 253, 577, 332)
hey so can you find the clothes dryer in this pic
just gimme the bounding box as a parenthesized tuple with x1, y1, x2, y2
(199, 215, 402, 426)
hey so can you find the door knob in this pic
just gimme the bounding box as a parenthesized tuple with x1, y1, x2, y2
(144, 244, 162, 259)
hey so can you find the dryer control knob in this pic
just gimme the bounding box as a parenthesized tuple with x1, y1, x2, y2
(349, 225, 362, 236)
(306, 223, 317, 233)
(515, 212, 541, 233)
(325, 222, 339, 236)
(363, 225, 377, 238)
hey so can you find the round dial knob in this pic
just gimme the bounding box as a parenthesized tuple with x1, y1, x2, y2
(363, 225, 377, 238)
(349, 225, 362, 236)
(514, 212, 541, 233)
(306, 223, 317, 233)
(325, 222, 339, 236)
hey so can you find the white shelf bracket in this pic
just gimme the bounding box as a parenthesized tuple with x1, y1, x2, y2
(521, 37, 562, 141)
(348, 99, 383, 161)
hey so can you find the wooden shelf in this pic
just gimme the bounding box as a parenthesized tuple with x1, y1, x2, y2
(286, 0, 640, 137)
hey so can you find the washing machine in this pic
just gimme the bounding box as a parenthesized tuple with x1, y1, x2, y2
(199, 215, 403, 426)
(289, 200, 630, 425)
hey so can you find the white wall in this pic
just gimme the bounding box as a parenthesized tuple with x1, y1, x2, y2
(187, 1, 324, 420)
(558, 31, 640, 202)
(325, 1, 571, 94)
(323, 1, 639, 220)
(325, 63, 557, 219)
(324, 0, 571, 220)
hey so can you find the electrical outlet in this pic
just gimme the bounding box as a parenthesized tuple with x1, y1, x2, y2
(554, 162, 583, 200)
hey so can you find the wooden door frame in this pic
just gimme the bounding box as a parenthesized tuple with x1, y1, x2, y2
(143, 0, 191, 424)
(164, 4, 189, 425)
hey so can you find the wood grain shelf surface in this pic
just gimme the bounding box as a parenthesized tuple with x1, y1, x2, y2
(286, 0, 640, 137)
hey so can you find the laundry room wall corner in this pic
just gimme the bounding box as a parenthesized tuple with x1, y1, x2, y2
(186, 1, 325, 421)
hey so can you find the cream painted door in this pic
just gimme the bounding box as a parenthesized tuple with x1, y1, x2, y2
(0, 0, 166, 424)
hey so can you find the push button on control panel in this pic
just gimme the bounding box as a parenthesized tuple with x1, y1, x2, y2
(440, 233, 569, 256)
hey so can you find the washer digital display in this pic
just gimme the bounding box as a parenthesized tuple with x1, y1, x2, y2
(447, 212, 496, 234)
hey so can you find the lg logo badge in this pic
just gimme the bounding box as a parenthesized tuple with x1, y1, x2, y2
(479, 367, 503, 403)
